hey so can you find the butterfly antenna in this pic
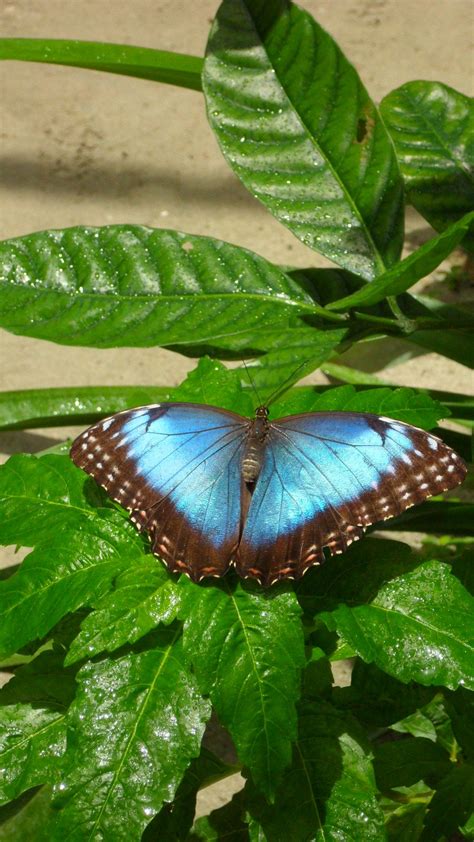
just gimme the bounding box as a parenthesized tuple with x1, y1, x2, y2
(241, 359, 264, 407)
(265, 359, 313, 407)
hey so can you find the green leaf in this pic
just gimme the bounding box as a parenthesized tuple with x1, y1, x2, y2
(319, 558, 474, 690)
(0, 225, 317, 349)
(180, 579, 305, 800)
(381, 781, 430, 842)
(383, 501, 474, 537)
(381, 81, 474, 246)
(0, 38, 203, 91)
(333, 660, 436, 730)
(0, 453, 104, 545)
(65, 561, 180, 665)
(0, 649, 76, 805)
(203, 0, 404, 280)
(0, 453, 146, 657)
(145, 748, 236, 842)
(0, 787, 54, 842)
(373, 738, 452, 791)
(247, 699, 385, 840)
(422, 764, 474, 842)
(52, 630, 211, 842)
(327, 211, 474, 310)
(272, 384, 446, 429)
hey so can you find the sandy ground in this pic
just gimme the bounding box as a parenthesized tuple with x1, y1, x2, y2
(0, 0, 473, 823)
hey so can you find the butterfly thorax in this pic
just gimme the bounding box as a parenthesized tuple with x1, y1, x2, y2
(241, 406, 270, 484)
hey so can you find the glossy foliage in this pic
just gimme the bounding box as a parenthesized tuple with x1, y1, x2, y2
(1, 2, 472, 839)
(382, 81, 474, 248)
(203, 0, 404, 281)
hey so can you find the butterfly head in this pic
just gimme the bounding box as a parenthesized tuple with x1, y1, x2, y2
(255, 405, 269, 419)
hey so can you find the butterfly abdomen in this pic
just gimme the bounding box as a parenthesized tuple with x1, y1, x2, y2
(241, 413, 269, 483)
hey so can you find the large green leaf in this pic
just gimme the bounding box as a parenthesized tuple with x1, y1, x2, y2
(247, 699, 385, 840)
(0, 453, 146, 657)
(0, 38, 203, 91)
(381, 81, 474, 246)
(0, 226, 318, 349)
(318, 557, 474, 690)
(422, 764, 474, 842)
(0, 650, 76, 805)
(327, 211, 474, 310)
(373, 738, 451, 791)
(51, 630, 211, 842)
(203, 0, 404, 280)
(180, 579, 305, 800)
(65, 561, 180, 665)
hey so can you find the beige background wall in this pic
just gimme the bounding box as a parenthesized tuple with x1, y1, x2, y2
(1, 0, 472, 429)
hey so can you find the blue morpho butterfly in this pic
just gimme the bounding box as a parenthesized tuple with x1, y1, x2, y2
(70, 387, 467, 586)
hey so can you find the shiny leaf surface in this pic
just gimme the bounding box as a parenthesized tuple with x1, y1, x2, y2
(319, 559, 474, 690)
(180, 579, 305, 800)
(0, 226, 316, 349)
(247, 699, 385, 840)
(52, 631, 211, 842)
(381, 81, 474, 245)
(204, 0, 404, 279)
(65, 561, 181, 664)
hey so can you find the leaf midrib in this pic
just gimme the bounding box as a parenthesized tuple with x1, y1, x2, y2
(401, 88, 474, 184)
(87, 632, 180, 840)
(239, 0, 387, 277)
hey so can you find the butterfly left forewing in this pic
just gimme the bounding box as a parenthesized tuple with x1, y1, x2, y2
(71, 402, 248, 581)
(237, 412, 467, 586)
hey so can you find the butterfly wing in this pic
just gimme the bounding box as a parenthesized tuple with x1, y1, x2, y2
(70, 402, 249, 580)
(236, 412, 467, 585)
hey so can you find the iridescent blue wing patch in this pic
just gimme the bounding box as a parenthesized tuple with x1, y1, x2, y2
(70, 402, 249, 580)
(236, 412, 467, 584)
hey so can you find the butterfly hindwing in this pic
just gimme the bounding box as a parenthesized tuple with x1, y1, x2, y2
(236, 412, 467, 585)
(70, 402, 249, 580)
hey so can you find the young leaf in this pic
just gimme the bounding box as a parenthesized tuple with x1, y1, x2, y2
(203, 0, 404, 280)
(327, 211, 474, 310)
(180, 579, 305, 801)
(319, 559, 474, 690)
(51, 630, 211, 842)
(247, 700, 385, 840)
(373, 737, 452, 791)
(0, 226, 316, 349)
(381, 81, 474, 245)
(0, 649, 76, 805)
(0, 38, 203, 91)
(65, 561, 180, 664)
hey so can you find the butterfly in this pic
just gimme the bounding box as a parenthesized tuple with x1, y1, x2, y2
(70, 401, 467, 586)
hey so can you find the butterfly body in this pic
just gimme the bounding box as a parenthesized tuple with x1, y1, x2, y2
(241, 405, 270, 483)
(70, 401, 467, 586)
